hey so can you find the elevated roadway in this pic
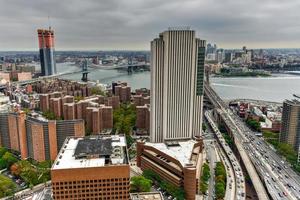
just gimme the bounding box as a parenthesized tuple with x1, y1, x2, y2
(204, 83, 270, 200)
(205, 83, 300, 200)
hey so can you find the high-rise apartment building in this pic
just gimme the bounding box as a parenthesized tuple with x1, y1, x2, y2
(280, 99, 300, 151)
(51, 135, 130, 200)
(38, 28, 56, 76)
(150, 28, 206, 142)
(0, 112, 85, 161)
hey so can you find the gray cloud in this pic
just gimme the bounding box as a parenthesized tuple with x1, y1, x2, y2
(0, 0, 300, 50)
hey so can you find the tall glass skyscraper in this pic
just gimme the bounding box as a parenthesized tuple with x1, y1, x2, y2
(37, 28, 57, 76)
(150, 28, 206, 143)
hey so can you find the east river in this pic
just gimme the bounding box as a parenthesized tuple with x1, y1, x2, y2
(55, 63, 300, 103)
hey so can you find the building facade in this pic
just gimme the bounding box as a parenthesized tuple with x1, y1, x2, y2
(136, 138, 203, 200)
(51, 135, 130, 200)
(0, 112, 85, 161)
(38, 28, 56, 76)
(150, 28, 206, 142)
(280, 99, 300, 151)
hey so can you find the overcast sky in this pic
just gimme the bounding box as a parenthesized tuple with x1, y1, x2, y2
(0, 0, 300, 51)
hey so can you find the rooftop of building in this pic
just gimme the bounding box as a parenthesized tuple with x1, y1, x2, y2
(52, 135, 128, 170)
(145, 140, 197, 166)
(130, 192, 163, 200)
(284, 99, 300, 105)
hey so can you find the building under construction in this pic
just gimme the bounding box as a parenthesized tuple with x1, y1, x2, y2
(37, 28, 57, 76)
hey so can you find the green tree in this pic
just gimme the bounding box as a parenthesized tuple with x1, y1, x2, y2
(2, 152, 18, 168)
(91, 87, 106, 96)
(0, 175, 16, 198)
(0, 147, 7, 158)
(200, 163, 210, 194)
(202, 163, 210, 182)
(113, 104, 136, 135)
(246, 119, 261, 131)
(0, 159, 6, 170)
(214, 162, 226, 199)
(215, 182, 226, 199)
(74, 96, 84, 102)
(42, 110, 57, 120)
(143, 169, 161, 183)
(202, 123, 207, 131)
(200, 182, 208, 194)
(130, 176, 152, 192)
(23, 108, 31, 115)
(259, 116, 265, 122)
(142, 169, 185, 200)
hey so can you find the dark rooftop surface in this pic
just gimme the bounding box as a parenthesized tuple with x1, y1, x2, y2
(74, 138, 112, 158)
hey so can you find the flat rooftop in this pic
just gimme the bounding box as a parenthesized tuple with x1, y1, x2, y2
(145, 140, 197, 166)
(52, 135, 127, 170)
(130, 192, 163, 200)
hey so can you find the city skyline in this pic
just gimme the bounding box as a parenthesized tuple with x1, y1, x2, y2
(1, 0, 300, 51)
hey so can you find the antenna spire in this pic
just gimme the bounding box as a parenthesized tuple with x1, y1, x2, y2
(48, 15, 51, 30)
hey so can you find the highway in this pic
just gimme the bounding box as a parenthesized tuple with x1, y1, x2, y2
(204, 83, 300, 200)
(229, 111, 300, 200)
(203, 138, 218, 200)
(205, 110, 245, 200)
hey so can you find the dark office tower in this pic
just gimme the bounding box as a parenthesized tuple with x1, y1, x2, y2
(280, 99, 300, 152)
(37, 28, 56, 76)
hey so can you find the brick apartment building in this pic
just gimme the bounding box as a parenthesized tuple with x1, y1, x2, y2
(112, 82, 131, 103)
(0, 111, 85, 161)
(135, 105, 150, 133)
(136, 138, 203, 200)
(39, 93, 115, 134)
(51, 135, 130, 200)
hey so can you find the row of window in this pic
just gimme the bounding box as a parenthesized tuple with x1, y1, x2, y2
(54, 186, 129, 192)
(53, 193, 129, 199)
(53, 178, 129, 186)
(54, 182, 129, 189)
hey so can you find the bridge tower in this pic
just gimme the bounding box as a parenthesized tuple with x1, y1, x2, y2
(81, 59, 89, 82)
(127, 56, 133, 74)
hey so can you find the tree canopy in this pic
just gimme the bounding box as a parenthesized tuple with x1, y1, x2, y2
(113, 104, 136, 135)
(0, 175, 16, 198)
(130, 176, 152, 192)
(215, 162, 226, 199)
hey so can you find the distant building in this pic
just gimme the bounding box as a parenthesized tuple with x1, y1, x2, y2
(17, 72, 32, 81)
(216, 49, 224, 63)
(150, 28, 206, 142)
(136, 104, 150, 134)
(0, 72, 10, 82)
(137, 138, 204, 200)
(280, 99, 300, 151)
(51, 135, 130, 200)
(38, 28, 56, 76)
(224, 52, 234, 63)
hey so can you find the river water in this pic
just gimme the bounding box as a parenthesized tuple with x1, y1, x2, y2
(56, 63, 300, 103)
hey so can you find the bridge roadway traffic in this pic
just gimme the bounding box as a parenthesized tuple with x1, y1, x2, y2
(204, 83, 270, 200)
(205, 110, 245, 200)
(205, 83, 300, 200)
(226, 109, 300, 200)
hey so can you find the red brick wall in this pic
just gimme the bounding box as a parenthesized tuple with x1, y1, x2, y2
(18, 113, 28, 159)
(8, 115, 20, 151)
(48, 121, 58, 161)
(31, 123, 45, 161)
(74, 121, 85, 137)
